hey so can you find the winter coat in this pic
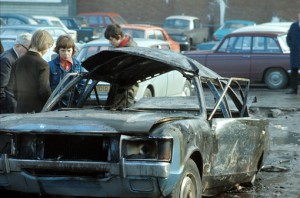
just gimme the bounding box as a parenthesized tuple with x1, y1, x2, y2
(15, 51, 52, 113)
(48, 55, 86, 107)
(286, 22, 300, 68)
(0, 48, 18, 113)
(48, 55, 86, 91)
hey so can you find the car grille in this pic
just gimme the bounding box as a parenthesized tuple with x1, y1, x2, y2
(14, 134, 119, 162)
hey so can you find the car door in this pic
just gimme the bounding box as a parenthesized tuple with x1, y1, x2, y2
(206, 36, 252, 79)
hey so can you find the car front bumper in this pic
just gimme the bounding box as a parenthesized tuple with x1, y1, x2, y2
(0, 154, 173, 197)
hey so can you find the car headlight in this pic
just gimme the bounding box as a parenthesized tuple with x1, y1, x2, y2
(180, 35, 188, 41)
(122, 138, 172, 162)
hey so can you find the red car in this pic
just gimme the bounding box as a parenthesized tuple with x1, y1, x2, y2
(121, 24, 180, 53)
(183, 26, 292, 89)
(78, 12, 127, 34)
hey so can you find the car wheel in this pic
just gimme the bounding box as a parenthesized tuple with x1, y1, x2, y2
(264, 68, 288, 89)
(182, 80, 191, 96)
(143, 88, 152, 98)
(168, 159, 202, 198)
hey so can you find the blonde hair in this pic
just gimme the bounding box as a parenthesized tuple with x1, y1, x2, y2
(30, 29, 54, 52)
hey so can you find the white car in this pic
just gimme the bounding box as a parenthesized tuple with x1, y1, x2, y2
(33, 15, 77, 42)
(76, 38, 191, 103)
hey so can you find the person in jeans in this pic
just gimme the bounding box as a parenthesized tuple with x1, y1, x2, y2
(286, 12, 300, 94)
(48, 34, 86, 108)
(0, 32, 32, 113)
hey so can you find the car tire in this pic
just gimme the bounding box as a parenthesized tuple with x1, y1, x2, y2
(183, 80, 192, 96)
(143, 87, 152, 98)
(264, 68, 288, 89)
(168, 159, 202, 198)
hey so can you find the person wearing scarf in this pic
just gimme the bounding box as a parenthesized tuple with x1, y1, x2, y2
(48, 35, 86, 108)
(103, 24, 139, 110)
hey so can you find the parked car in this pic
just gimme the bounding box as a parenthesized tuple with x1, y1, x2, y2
(0, 25, 69, 41)
(196, 41, 219, 50)
(183, 26, 291, 89)
(0, 35, 15, 51)
(162, 15, 209, 51)
(213, 20, 256, 41)
(260, 22, 292, 29)
(33, 15, 77, 42)
(0, 47, 269, 197)
(0, 13, 39, 25)
(76, 38, 171, 62)
(78, 12, 128, 35)
(121, 24, 180, 52)
(59, 16, 98, 42)
(0, 25, 70, 61)
(76, 38, 179, 102)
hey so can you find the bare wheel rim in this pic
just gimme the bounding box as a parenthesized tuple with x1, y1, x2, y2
(180, 174, 197, 198)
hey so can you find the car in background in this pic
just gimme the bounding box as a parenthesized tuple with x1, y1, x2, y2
(121, 24, 180, 53)
(233, 24, 289, 34)
(183, 26, 291, 89)
(162, 15, 209, 51)
(0, 35, 15, 51)
(76, 38, 182, 102)
(59, 16, 97, 42)
(33, 15, 77, 42)
(213, 20, 256, 41)
(0, 25, 69, 41)
(0, 13, 39, 25)
(0, 25, 70, 61)
(0, 34, 57, 61)
(0, 47, 269, 197)
(78, 12, 128, 35)
(196, 41, 219, 50)
(260, 22, 292, 29)
(76, 38, 171, 62)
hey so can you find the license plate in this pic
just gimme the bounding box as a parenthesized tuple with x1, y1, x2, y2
(96, 85, 110, 93)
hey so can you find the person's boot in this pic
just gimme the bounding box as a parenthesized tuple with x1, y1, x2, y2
(286, 89, 297, 94)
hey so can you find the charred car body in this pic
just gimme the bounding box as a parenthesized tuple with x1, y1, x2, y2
(0, 47, 269, 197)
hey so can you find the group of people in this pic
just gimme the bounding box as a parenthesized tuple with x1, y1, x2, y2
(0, 30, 85, 114)
(0, 23, 138, 114)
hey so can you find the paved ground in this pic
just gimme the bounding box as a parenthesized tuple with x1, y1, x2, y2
(250, 87, 300, 110)
(218, 87, 300, 198)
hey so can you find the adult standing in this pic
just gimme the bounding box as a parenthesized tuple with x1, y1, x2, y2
(48, 34, 86, 108)
(104, 24, 138, 109)
(0, 40, 4, 54)
(15, 30, 54, 113)
(0, 33, 32, 113)
(286, 12, 300, 94)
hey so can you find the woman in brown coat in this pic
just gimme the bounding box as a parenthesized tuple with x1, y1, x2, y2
(14, 30, 54, 113)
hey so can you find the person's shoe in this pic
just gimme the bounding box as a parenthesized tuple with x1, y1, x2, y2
(285, 89, 297, 94)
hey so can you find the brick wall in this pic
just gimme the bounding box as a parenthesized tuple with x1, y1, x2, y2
(77, 0, 300, 27)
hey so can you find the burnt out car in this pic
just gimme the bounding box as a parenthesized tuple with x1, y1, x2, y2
(0, 47, 269, 197)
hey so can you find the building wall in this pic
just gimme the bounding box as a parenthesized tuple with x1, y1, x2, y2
(77, 0, 300, 27)
(0, 0, 299, 27)
(0, 0, 76, 17)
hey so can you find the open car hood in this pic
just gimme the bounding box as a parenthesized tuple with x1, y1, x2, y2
(82, 47, 220, 86)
